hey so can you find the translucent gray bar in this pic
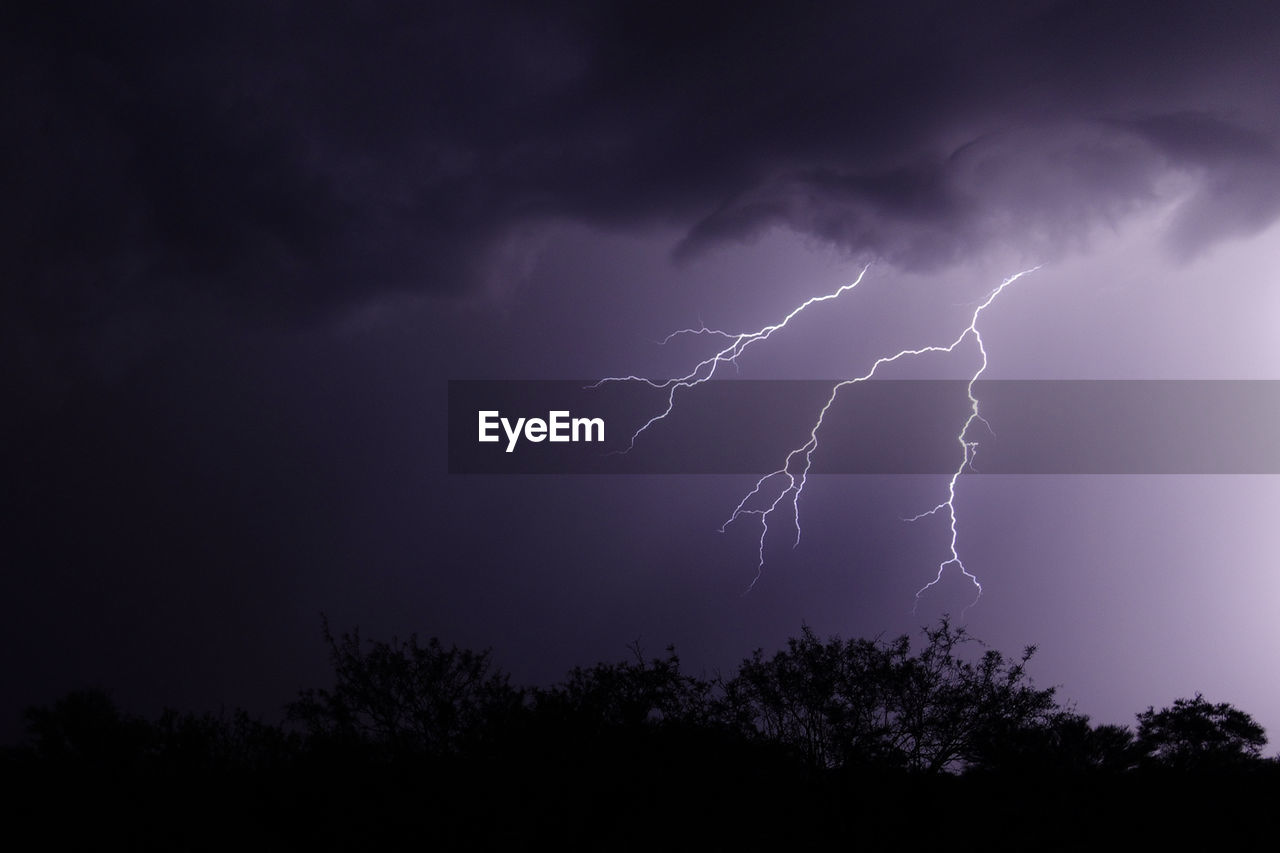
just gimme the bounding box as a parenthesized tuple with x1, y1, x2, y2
(447, 380, 1280, 474)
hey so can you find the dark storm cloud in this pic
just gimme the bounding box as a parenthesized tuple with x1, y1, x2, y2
(1123, 113, 1280, 256)
(5, 1, 1279, 334)
(673, 125, 1169, 269)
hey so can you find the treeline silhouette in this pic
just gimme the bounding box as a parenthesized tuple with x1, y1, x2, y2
(5, 617, 1277, 849)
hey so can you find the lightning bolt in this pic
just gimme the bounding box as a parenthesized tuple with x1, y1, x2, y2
(591, 264, 876, 452)
(597, 265, 1041, 609)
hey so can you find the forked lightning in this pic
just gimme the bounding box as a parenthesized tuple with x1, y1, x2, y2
(596, 265, 1041, 610)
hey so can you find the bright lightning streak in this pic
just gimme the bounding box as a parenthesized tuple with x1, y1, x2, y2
(591, 264, 875, 452)
(600, 265, 1041, 608)
(900, 266, 1040, 612)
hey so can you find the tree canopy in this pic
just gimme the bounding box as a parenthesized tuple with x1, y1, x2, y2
(10, 617, 1280, 848)
(722, 618, 1063, 774)
(1136, 693, 1267, 770)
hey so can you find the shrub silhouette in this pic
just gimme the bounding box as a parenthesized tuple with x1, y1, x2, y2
(533, 642, 714, 732)
(1136, 693, 1267, 770)
(719, 625, 901, 769)
(286, 616, 524, 756)
(22, 688, 152, 768)
(965, 711, 1140, 775)
(720, 617, 1063, 774)
(10, 618, 1280, 847)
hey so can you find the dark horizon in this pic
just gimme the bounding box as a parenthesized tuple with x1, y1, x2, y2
(13, 615, 1278, 848)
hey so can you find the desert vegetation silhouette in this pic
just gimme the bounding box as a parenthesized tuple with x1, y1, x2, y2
(6, 616, 1277, 848)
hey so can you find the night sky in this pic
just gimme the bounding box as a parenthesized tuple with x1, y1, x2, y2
(5, 2, 1280, 746)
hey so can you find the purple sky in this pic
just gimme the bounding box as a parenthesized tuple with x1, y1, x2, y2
(4, 1, 1280, 745)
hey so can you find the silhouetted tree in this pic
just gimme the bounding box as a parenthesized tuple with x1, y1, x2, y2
(11, 620, 1280, 848)
(1135, 693, 1267, 770)
(287, 617, 524, 757)
(151, 707, 298, 772)
(534, 642, 714, 732)
(721, 617, 1061, 774)
(22, 688, 296, 773)
(1088, 723, 1141, 772)
(888, 617, 1060, 774)
(966, 711, 1139, 775)
(720, 626, 902, 769)
(22, 688, 153, 768)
